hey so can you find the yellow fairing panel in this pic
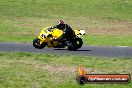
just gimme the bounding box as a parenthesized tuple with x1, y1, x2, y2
(52, 29, 63, 38)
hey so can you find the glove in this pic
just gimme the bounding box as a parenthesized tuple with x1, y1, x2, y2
(48, 26, 55, 31)
(48, 28, 52, 31)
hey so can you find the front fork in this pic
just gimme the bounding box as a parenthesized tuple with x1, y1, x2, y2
(38, 36, 44, 44)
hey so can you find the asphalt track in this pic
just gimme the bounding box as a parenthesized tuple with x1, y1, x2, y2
(0, 42, 132, 58)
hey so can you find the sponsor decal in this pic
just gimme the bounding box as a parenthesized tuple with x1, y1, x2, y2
(76, 66, 131, 85)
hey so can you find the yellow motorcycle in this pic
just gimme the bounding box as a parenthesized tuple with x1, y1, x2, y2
(33, 26, 85, 51)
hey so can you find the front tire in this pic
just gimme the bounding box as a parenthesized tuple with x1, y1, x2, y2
(33, 38, 47, 49)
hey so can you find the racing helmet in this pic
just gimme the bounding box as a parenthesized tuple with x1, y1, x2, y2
(57, 20, 65, 29)
(58, 20, 64, 25)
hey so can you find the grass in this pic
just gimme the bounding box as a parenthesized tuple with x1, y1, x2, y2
(82, 34, 132, 46)
(0, 0, 132, 46)
(0, 52, 132, 88)
(0, 0, 132, 20)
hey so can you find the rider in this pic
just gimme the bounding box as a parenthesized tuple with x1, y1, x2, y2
(50, 20, 75, 42)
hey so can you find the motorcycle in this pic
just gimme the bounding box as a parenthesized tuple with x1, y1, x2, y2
(33, 26, 85, 51)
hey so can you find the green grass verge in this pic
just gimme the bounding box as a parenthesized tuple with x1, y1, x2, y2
(82, 34, 132, 46)
(0, 34, 34, 43)
(0, 52, 132, 88)
(0, 0, 132, 20)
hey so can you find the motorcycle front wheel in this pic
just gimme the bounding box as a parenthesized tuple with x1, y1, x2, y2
(33, 38, 47, 49)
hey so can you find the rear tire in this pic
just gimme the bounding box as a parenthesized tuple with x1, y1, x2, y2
(76, 38, 83, 49)
(33, 38, 47, 49)
(67, 42, 78, 51)
(67, 38, 83, 51)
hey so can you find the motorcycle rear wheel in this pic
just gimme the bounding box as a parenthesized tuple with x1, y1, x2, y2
(67, 38, 83, 51)
(67, 41, 78, 51)
(76, 38, 83, 49)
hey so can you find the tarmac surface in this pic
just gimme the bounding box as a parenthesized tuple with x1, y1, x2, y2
(0, 42, 132, 58)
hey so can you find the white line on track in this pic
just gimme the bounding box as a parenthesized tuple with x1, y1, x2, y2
(117, 46, 129, 47)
